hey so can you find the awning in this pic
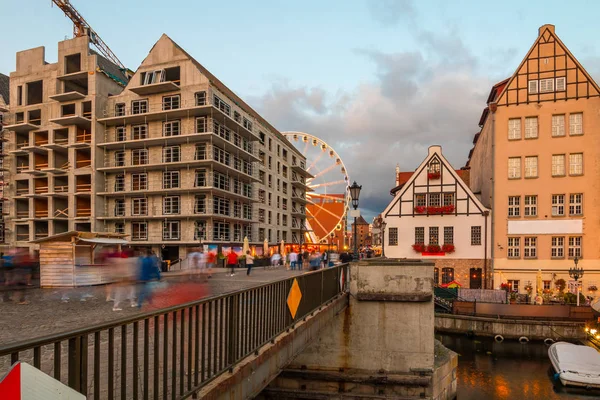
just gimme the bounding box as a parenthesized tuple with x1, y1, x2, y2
(78, 238, 129, 245)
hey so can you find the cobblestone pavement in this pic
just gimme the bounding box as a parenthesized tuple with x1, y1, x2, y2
(0, 266, 304, 344)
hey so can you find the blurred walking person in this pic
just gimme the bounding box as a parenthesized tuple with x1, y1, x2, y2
(245, 251, 254, 276)
(137, 250, 161, 308)
(227, 250, 238, 276)
(289, 250, 298, 271)
(206, 251, 216, 279)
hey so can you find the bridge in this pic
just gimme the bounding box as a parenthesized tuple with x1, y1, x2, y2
(0, 260, 457, 399)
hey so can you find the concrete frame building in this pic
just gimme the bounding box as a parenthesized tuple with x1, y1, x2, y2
(468, 25, 600, 295)
(384, 146, 491, 288)
(3, 34, 310, 261)
(0, 73, 9, 246)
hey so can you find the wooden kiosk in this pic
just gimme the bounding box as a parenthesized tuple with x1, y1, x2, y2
(32, 231, 128, 288)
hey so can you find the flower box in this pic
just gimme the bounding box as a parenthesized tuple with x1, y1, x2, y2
(426, 244, 441, 253)
(414, 206, 426, 214)
(427, 172, 441, 180)
(414, 205, 455, 215)
(412, 243, 426, 252)
(441, 244, 455, 253)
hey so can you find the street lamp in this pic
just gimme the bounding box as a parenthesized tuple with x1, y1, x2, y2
(380, 219, 387, 258)
(569, 256, 584, 306)
(349, 181, 362, 261)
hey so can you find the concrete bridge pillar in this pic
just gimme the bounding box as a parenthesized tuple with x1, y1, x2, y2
(260, 259, 458, 399)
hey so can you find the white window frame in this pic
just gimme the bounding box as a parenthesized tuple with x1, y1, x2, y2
(132, 173, 147, 191)
(196, 117, 206, 133)
(569, 193, 582, 216)
(569, 153, 583, 176)
(195, 91, 206, 106)
(524, 117, 538, 139)
(163, 196, 180, 215)
(552, 194, 565, 216)
(132, 124, 147, 140)
(524, 195, 537, 217)
(539, 78, 554, 93)
(568, 236, 582, 258)
(508, 279, 520, 292)
(162, 95, 180, 111)
(528, 80, 538, 94)
(115, 151, 125, 167)
(551, 236, 564, 258)
(131, 99, 148, 115)
(114, 199, 125, 216)
(389, 227, 398, 246)
(116, 126, 126, 142)
(213, 95, 231, 116)
(428, 193, 441, 207)
(508, 157, 521, 179)
(194, 195, 206, 214)
(194, 169, 206, 187)
(132, 149, 148, 166)
(132, 222, 148, 241)
(508, 118, 521, 140)
(132, 198, 148, 216)
(163, 146, 181, 163)
(508, 196, 520, 217)
(114, 174, 125, 192)
(524, 156, 538, 178)
(552, 115, 565, 137)
(471, 226, 481, 246)
(507, 237, 520, 258)
(556, 77, 566, 91)
(429, 227, 439, 246)
(552, 154, 565, 176)
(163, 120, 180, 137)
(569, 113, 583, 136)
(162, 220, 180, 240)
(162, 171, 180, 189)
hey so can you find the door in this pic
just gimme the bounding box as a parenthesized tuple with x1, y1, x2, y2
(469, 268, 482, 289)
(161, 246, 180, 270)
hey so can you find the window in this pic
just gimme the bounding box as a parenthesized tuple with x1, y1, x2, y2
(539, 78, 554, 93)
(569, 153, 583, 175)
(163, 196, 180, 215)
(556, 77, 566, 91)
(524, 237, 537, 258)
(508, 157, 521, 179)
(508, 196, 520, 217)
(116, 126, 126, 141)
(194, 169, 206, 187)
(434, 268, 439, 284)
(552, 154, 565, 176)
(415, 194, 426, 207)
(115, 151, 125, 167)
(195, 91, 206, 106)
(132, 222, 147, 241)
(524, 195, 537, 216)
(552, 115, 565, 137)
(163, 221, 180, 240)
(162, 95, 180, 111)
(213, 172, 229, 190)
(569, 113, 583, 136)
(508, 118, 521, 140)
(507, 280, 520, 292)
(132, 198, 148, 216)
(551, 237, 564, 258)
(443, 193, 454, 206)
(213, 95, 231, 116)
(568, 236, 582, 258)
(507, 237, 520, 258)
(524, 117, 538, 139)
(114, 174, 125, 192)
(214, 221, 230, 241)
(528, 80, 538, 94)
(242, 117, 253, 132)
(233, 111, 241, 123)
(131, 100, 148, 115)
(194, 195, 206, 214)
(524, 156, 538, 178)
(195, 144, 206, 160)
(552, 194, 565, 216)
(132, 124, 147, 140)
(163, 146, 180, 163)
(213, 196, 230, 216)
(163, 120, 180, 137)
(441, 268, 454, 285)
(115, 223, 125, 235)
(115, 103, 125, 117)
(443, 227, 453, 245)
(132, 173, 147, 191)
(163, 171, 180, 189)
(132, 149, 148, 165)
(471, 226, 481, 246)
(569, 193, 582, 216)
(429, 227, 439, 245)
(258, 209, 265, 223)
(142, 69, 165, 85)
(196, 117, 206, 133)
(428, 193, 440, 207)
(213, 146, 230, 166)
(389, 228, 398, 246)
(114, 199, 125, 216)
(543, 280, 551, 290)
(194, 220, 207, 240)
(415, 227, 424, 244)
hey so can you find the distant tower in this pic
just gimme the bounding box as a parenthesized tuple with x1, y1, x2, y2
(395, 163, 400, 185)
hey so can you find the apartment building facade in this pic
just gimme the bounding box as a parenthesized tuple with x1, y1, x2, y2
(468, 25, 600, 295)
(96, 35, 309, 261)
(3, 36, 125, 249)
(384, 146, 491, 288)
(0, 73, 9, 246)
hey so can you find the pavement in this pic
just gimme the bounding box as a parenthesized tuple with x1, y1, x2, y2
(0, 266, 305, 344)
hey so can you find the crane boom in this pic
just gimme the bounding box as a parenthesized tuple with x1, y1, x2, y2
(51, 0, 127, 71)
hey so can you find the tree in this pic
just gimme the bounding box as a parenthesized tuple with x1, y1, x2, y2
(555, 278, 566, 294)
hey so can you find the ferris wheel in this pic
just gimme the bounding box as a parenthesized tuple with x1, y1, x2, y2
(283, 132, 350, 244)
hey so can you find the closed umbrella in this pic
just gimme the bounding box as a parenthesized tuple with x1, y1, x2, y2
(536, 269, 543, 295)
(242, 236, 250, 255)
(280, 240, 286, 257)
(263, 238, 269, 256)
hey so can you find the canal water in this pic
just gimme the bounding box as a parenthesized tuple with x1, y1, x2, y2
(438, 334, 599, 400)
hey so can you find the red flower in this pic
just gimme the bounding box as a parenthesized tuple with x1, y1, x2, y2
(412, 243, 426, 252)
(428, 172, 441, 180)
(442, 244, 455, 253)
(426, 244, 441, 253)
(414, 206, 426, 214)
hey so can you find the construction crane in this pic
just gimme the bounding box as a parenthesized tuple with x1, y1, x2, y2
(51, 0, 127, 72)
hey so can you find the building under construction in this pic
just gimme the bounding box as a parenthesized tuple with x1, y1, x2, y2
(1, 24, 310, 261)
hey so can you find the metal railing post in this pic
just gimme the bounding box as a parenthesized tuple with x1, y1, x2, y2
(68, 337, 82, 392)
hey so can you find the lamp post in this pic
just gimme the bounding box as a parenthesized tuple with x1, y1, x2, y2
(380, 219, 387, 258)
(349, 181, 362, 261)
(569, 256, 584, 306)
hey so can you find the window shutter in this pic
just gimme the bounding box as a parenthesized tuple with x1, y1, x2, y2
(540, 78, 554, 93)
(528, 80, 538, 94)
(556, 77, 566, 91)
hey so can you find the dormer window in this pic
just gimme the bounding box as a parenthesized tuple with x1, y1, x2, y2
(427, 159, 440, 180)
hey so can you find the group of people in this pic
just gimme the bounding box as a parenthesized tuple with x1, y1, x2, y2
(186, 248, 216, 280)
(283, 249, 339, 271)
(1, 249, 38, 305)
(100, 248, 162, 311)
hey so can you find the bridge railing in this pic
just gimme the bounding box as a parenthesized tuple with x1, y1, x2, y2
(0, 264, 349, 399)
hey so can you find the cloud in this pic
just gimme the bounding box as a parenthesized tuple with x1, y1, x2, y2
(250, 29, 494, 224)
(366, 0, 416, 27)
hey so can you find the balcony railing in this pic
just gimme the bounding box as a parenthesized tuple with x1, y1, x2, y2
(35, 185, 49, 194)
(16, 165, 29, 174)
(16, 187, 29, 195)
(76, 208, 92, 217)
(54, 185, 69, 193)
(34, 210, 48, 218)
(16, 232, 30, 241)
(76, 160, 92, 168)
(16, 210, 29, 218)
(76, 183, 92, 192)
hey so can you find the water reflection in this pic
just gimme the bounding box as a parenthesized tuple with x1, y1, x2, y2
(438, 334, 598, 400)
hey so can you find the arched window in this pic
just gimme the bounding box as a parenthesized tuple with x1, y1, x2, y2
(442, 267, 454, 284)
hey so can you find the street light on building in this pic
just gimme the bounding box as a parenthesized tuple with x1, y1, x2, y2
(349, 181, 362, 261)
(569, 256, 584, 306)
(380, 219, 387, 258)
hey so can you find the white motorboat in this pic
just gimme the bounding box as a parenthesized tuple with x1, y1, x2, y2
(548, 342, 600, 389)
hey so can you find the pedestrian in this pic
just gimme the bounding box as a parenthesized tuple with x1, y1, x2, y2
(303, 250, 310, 269)
(137, 249, 161, 308)
(227, 250, 238, 276)
(309, 251, 320, 271)
(270, 252, 282, 269)
(321, 251, 328, 269)
(187, 247, 201, 281)
(296, 251, 303, 271)
(289, 250, 298, 271)
(206, 251, 216, 279)
(245, 251, 254, 275)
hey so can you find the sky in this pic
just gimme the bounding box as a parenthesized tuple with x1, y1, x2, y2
(2, 0, 600, 223)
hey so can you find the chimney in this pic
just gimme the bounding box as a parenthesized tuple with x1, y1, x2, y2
(395, 164, 400, 185)
(428, 145, 442, 156)
(539, 24, 555, 36)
